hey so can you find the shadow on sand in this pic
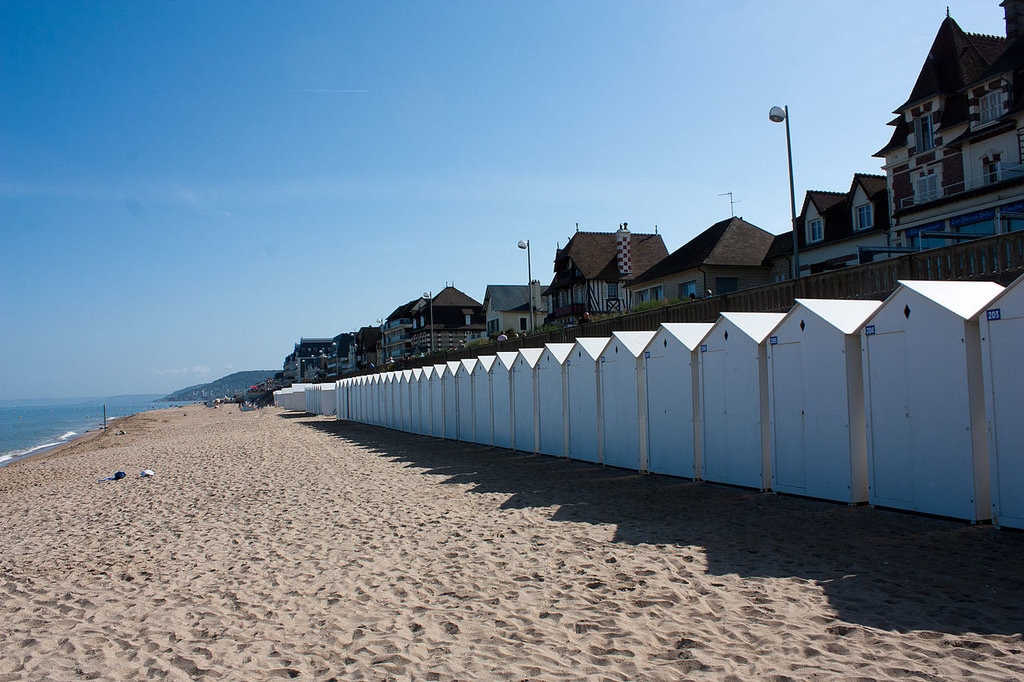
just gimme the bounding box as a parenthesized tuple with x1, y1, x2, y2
(293, 415, 1024, 637)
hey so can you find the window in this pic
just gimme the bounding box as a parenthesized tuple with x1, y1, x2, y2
(806, 218, 823, 243)
(465, 314, 472, 326)
(980, 91, 1002, 124)
(519, 317, 527, 331)
(915, 174, 939, 203)
(715, 277, 739, 294)
(914, 115, 934, 152)
(637, 289, 650, 303)
(607, 283, 619, 300)
(855, 203, 873, 230)
(986, 160, 1002, 185)
(679, 280, 697, 300)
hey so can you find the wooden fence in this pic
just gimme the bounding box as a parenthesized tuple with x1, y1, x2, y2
(348, 230, 1024, 375)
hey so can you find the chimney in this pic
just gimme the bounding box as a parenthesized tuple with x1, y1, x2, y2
(1004, 0, 1024, 41)
(616, 223, 632, 276)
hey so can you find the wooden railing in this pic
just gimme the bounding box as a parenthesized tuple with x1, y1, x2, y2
(345, 231, 1024, 375)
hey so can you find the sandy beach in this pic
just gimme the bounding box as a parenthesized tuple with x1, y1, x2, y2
(1, 405, 1022, 680)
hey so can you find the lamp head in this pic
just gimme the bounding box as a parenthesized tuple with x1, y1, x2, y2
(517, 240, 528, 250)
(769, 105, 787, 123)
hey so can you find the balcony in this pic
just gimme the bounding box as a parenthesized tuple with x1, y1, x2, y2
(553, 303, 585, 318)
(900, 163, 1024, 210)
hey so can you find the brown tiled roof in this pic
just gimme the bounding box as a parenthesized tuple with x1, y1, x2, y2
(630, 218, 773, 286)
(852, 173, 887, 198)
(901, 18, 1005, 109)
(432, 285, 482, 307)
(549, 230, 668, 284)
(804, 191, 846, 217)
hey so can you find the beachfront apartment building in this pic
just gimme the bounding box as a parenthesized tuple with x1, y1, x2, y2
(382, 299, 420, 360)
(542, 224, 668, 324)
(875, 2, 1024, 248)
(283, 337, 334, 382)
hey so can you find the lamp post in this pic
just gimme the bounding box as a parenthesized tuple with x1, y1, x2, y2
(769, 105, 800, 280)
(517, 239, 534, 333)
(423, 291, 434, 354)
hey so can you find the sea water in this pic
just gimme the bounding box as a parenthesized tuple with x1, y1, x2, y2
(0, 395, 193, 466)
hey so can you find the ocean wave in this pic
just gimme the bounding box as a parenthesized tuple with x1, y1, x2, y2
(59, 431, 77, 441)
(0, 440, 63, 465)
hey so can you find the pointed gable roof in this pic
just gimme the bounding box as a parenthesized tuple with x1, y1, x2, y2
(791, 298, 884, 335)
(630, 217, 774, 286)
(483, 285, 531, 313)
(895, 280, 1005, 319)
(850, 173, 887, 200)
(650, 322, 714, 352)
(610, 331, 657, 357)
(901, 17, 1005, 110)
(551, 230, 668, 281)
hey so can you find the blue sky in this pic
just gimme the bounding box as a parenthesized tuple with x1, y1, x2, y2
(0, 1, 1007, 400)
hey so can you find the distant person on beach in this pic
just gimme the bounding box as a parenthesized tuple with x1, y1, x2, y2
(497, 333, 508, 341)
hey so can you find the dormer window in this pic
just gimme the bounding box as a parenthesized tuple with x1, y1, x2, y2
(855, 203, 873, 230)
(914, 115, 934, 152)
(980, 91, 1002, 125)
(806, 218, 823, 243)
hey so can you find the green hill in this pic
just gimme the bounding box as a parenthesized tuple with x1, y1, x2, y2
(161, 371, 278, 402)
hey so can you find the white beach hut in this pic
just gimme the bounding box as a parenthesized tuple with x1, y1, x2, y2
(491, 351, 518, 450)
(384, 372, 400, 429)
(430, 364, 447, 438)
(979, 276, 1024, 528)
(766, 299, 882, 503)
(336, 379, 350, 421)
(536, 343, 575, 457)
(699, 312, 786, 490)
(355, 376, 370, 424)
(305, 385, 318, 415)
(319, 383, 337, 417)
(600, 331, 656, 471)
(862, 280, 1003, 522)
(415, 366, 435, 436)
(566, 337, 611, 463)
(373, 374, 386, 425)
(471, 356, 497, 446)
(456, 359, 477, 442)
(443, 361, 461, 440)
(642, 323, 714, 479)
(512, 348, 544, 453)
(399, 370, 415, 432)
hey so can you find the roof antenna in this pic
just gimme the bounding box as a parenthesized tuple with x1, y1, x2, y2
(719, 191, 739, 217)
(654, 224, 659, 234)
(575, 222, 579, 232)
(947, 6, 950, 18)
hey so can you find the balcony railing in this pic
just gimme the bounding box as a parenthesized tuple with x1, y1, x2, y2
(900, 163, 1024, 209)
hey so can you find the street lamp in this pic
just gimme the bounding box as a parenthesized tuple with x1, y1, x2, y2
(423, 291, 434, 354)
(517, 239, 534, 333)
(769, 105, 800, 280)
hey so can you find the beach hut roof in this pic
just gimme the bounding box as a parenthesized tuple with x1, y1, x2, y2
(494, 351, 519, 370)
(611, 330, 657, 357)
(719, 311, 788, 343)
(412, 367, 424, 380)
(654, 322, 714, 351)
(542, 342, 575, 364)
(572, 336, 612, 361)
(516, 347, 545, 367)
(458, 358, 478, 374)
(791, 298, 883, 335)
(895, 280, 1005, 320)
(444, 360, 461, 375)
(473, 355, 497, 373)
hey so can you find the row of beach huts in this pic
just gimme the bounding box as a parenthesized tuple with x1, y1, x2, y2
(276, 278, 1024, 529)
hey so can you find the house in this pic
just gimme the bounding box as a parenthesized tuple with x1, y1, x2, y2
(355, 326, 382, 369)
(481, 284, 544, 337)
(327, 332, 357, 376)
(798, 174, 892, 273)
(283, 337, 334, 382)
(408, 286, 486, 353)
(627, 217, 774, 300)
(543, 223, 668, 323)
(382, 298, 420, 360)
(874, 1, 1024, 248)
